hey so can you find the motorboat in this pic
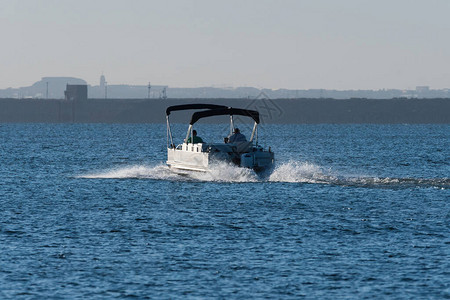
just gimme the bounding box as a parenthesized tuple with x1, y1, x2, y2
(166, 104, 274, 174)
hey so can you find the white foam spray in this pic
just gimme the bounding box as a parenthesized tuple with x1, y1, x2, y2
(268, 161, 334, 183)
(190, 162, 259, 182)
(77, 164, 180, 180)
(76, 162, 259, 183)
(76, 161, 449, 188)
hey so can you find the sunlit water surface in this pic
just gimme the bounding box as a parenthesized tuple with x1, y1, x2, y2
(0, 123, 449, 299)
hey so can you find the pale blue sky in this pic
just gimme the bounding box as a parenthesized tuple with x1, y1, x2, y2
(1, 0, 449, 89)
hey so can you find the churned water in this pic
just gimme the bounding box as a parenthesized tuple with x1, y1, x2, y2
(0, 123, 449, 299)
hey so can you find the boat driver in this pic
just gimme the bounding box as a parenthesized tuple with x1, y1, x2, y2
(186, 130, 204, 144)
(227, 128, 247, 143)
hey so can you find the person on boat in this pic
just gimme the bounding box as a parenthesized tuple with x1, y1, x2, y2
(186, 130, 204, 144)
(227, 128, 246, 143)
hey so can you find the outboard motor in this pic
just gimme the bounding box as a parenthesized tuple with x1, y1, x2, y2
(240, 146, 274, 171)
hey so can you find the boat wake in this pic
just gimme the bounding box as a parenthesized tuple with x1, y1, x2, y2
(77, 161, 449, 189)
(268, 161, 333, 183)
(269, 161, 449, 189)
(77, 162, 259, 183)
(77, 164, 180, 181)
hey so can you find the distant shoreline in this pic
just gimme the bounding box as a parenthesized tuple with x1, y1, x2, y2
(0, 98, 449, 124)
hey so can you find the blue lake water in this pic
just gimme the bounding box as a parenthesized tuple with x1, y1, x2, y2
(0, 123, 449, 299)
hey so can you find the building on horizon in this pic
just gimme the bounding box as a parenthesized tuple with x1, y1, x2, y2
(64, 84, 88, 101)
(100, 74, 106, 98)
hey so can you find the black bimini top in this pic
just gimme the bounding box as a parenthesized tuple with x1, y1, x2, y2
(166, 104, 228, 116)
(190, 108, 260, 125)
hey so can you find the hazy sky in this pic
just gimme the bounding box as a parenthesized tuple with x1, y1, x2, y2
(1, 0, 450, 90)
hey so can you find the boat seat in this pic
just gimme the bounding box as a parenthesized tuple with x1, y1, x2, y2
(202, 142, 252, 154)
(233, 141, 253, 153)
(202, 143, 234, 153)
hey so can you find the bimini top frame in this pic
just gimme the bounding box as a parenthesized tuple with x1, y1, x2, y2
(166, 104, 228, 148)
(166, 104, 261, 148)
(166, 104, 228, 116)
(189, 107, 259, 125)
(184, 107, 260, 145)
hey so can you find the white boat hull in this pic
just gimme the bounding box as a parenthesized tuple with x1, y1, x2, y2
(167, 143, 209, 171)
(167, 143, 274, 173)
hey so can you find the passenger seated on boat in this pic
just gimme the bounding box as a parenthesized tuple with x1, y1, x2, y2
(227, 128, 246, 143)
(186, 130, 204, 144)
